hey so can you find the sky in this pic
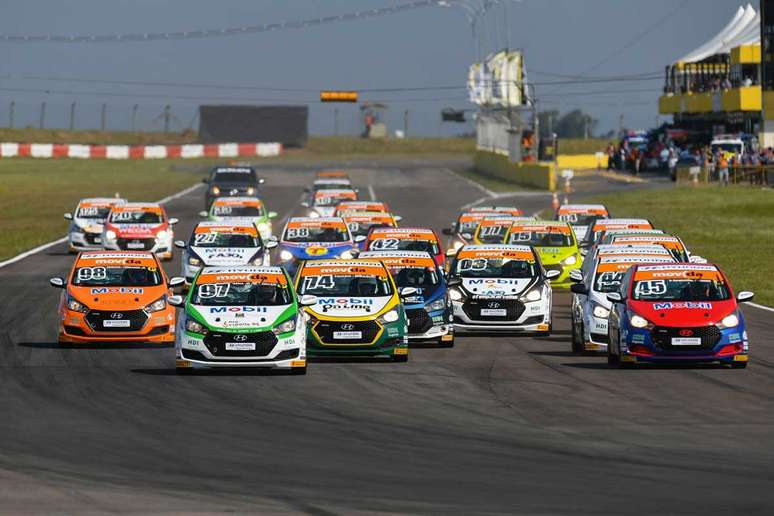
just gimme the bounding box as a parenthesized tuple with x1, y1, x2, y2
(0, 0, 751, 137)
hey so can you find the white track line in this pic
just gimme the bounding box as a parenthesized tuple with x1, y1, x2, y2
(0, 182, 204, 270)
(747, 302, 774, 313)
(368, 184, 377, 201)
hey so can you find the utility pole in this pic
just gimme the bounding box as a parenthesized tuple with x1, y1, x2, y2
(547, 112, 553, 138)
(163, 104, 171, 133)
(9, 101, 15, 128)
(131, 104, 139, 131)
(100, 103, 107, 131)
(584, 116, 589, 140)
(618, 113, 624, 139)
(39, 101, 46, 129)
(403, 110, 409, 138)
(334, 108, 339, 136)
(69, 102, 76, 130)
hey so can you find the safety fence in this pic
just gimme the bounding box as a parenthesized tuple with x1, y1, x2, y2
(0, 142, 282, 159)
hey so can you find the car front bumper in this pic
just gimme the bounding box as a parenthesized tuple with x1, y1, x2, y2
(176, 330, 306, 369)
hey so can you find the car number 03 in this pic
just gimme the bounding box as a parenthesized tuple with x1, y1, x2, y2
(198, 283, 231, 298)
(370, 238, 399, 250)
(634, 280, 667, 296)
(458, 258, 488, 271)
(302, 275, 335, 291)
(194, 233, 219, 245)
(77, 266, 107, 281)
(286, 227, 309, 239)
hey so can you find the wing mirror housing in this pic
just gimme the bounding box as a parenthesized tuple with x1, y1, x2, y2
(198, 210, 208, 218)
(736, 291, 754, 303)
(399, 287, 418, 297)
(569, 269, 583, 282)
(446, 277, 462, 288)
(299, 294, 318, 306)
(168, 277, 186, 288)
(268, 211, 278, 218)
(174, 240, 187, 249)
(354, 235, 367, 243)
(63, 213, 73, 220)
(300, 201, 311, 208)
(545, 269, 561, 280)
(606, 292, 623, 303)
(570, 283, 588, 295)
(441, 227, 453, 236)
(168, 217, 179, 225)
(265, 240, 279, 249)
(167, 295, 185, 307)
(49, 277, 66, 288)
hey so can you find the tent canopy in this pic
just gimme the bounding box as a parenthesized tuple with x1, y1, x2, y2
(677, 4, 759, 64)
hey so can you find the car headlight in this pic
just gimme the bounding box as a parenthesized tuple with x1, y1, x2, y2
(449, 288, 464, 302)
(378, 309, 400, 324)
(719, 313, 739, 329)
(563, 254, 578, 266)
(144, 296, 166, 313)
(211, 186, 221, 195)
(104, 230, 117, 241)
(280, 250, 293, 261)
(272, 317, 296, 335)
(523, 288, 542, 302)
(592, 304, 610, 319)
(185, 318, 206, 334)
(187, 255, 201, 266)
(66, 296, 88, 313)
(427, 298, 446, 311)
(629, 314, 650, 329)
(246, 187, 256, 195)
(339, 250, 354, 259)
(156, 230, 169, 241)
(256, 222, 269, 234)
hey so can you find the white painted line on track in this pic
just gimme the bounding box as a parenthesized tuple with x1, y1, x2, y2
(368, 184, 377, 201)
(747, 302, 774, 313)
(0, 182, 205, 270)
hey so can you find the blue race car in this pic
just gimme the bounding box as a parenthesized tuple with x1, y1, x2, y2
(359, 250, 454, 347)
(278, 217, 357, 276)
(606, 263, 754, 368)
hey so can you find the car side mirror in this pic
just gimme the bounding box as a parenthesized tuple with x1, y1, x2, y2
(446, 277, 462, 288)
(606, 292, 623, 303)
(268, 211, 278, 218)
(570, 283, 588, 295)
(198, 211, 208, 218)
(167, 295, 184, 307)
(63, 213, 73, 220)
(400, 287, 418, 297)
(265, 240, 279, 249)
(268, 235, 278, 242)
(301, 201, 310, 208)
(461, 233, 473, 240)
(168, 218, 179, 225)
(393, 215, 402, 222)
(299, 294, 318, 306)
(688, 255, 707, 264)
(258, 178, 265, 185)
(441, 228, 453, 236)
(580, 248, 588, 256)
(446, 248, 459, 257)
(354, 235, 367, 243)
(168, 277, 185, 288)
(49, 277, 66, 288)
(174, 240, 187, 249)
(736, 291, 754, 303)
(201, 178, 209, 184)
(303, 187, 311, 193)
(545, 269, 561, 280)
(569, 269, 583, 282)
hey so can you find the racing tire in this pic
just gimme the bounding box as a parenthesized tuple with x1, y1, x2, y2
(571, 318, 584, 353)
(290, 366, 307, 375)
(175, 367, 194, 375)
(392, 354, 409, 363)
(730, 362, 747, 369)
(607, 342, 621, 367)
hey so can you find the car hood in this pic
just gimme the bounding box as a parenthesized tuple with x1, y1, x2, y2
(191, 246, 261, 266)
(307, 296, 393, 318)
(189, 303, 294, 330)
(536, 246, 576, 264)
(106, 223, 166, 238)
(312, 207, 337, 217)
(73, 218, 105, 233)
(400, 284, 445, 308)
(69, 285, 167, 309)
(461, 277, 534, 297)
(629, 299, 737, 326)
(281, 242, 353, 259)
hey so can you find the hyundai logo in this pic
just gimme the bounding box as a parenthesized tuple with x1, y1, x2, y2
(487, 302, 500, 308)
(234, 334, 248, 341)
(678, 329, 694, 337)
(341, 323, 355, 331)
(229, 189, 238, 195)
(110, 313, 123, 319)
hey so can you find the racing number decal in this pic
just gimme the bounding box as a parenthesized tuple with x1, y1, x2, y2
(479, 226, 504, 237)
(198, 283, 231, 298)
(596, 271, 623, 290)
(458, 258, 488, 271)
(78, 207, 100, 217)
(194, 233, 219, 245)
(77, 267, 107, 281)
(347, 222, 360, 232)
(558, 213, 578, 223)
(509, 232, 532, 243)
(634, 280, 667, 296)
(213, 206, 233, 216)
(302, 275, 335, 291)
(286, 227, 309, 239)
(370, 238, 399, 250)
(111, 211, 135, 222)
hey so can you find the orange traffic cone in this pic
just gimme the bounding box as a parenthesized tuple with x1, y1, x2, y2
(551, 192, 559, 211)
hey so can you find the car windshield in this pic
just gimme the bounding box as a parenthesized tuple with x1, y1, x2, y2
(72, 266, 162, 286)
(347, 221, 391, 238)
(594, 271, 626, 293)
(212, 205, 265, 218)
(190, 232, 260, 248)
(77, 206, 111, 220)
(476, 226, 508, 244)
(109, 211, 162, 224)
(284, 226, 349, 243)
(508, 230, 573, 247)
(388, 266, 440, 296)
(454, 258, 536, 278)
(212, 171, 256, 184)
(192, 282, 290, 306)
(632, 278, 730, 301)
(314, 195, 349, 206)
(369, 238, 439, 255)
(558, 213, 604, 227)
(458, 220, 480, 233)
(299, 274, 393, 297)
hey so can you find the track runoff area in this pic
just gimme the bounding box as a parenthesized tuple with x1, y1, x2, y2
(2, 165, 773, 514)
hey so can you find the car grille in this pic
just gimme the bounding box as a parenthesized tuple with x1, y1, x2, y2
(84, 309, 148, 332)
(117, 238, 155, 251)
(590, 332, 610, 344)
(202, 331, 278, 357)
(182, 347, 297, 362)
(462, 299, 524, 322)
(650, 325, 721, 350)
(313, 320, 381, 345)
(406, 309, 433, 334)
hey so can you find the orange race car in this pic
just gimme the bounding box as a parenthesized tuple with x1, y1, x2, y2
(102, 202, 178, 260)
(49, 251, 184, 344)
(333, 200, 392, 216)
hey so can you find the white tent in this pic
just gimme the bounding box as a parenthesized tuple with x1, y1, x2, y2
(678, 4, 759, 64)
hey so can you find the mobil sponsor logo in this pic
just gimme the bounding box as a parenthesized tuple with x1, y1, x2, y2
(90, 287, 144, 294)
(467, 278, 521, 285)
(317, 297, 374, 313)
(208, 306, 268, 313)
(653, 302, 713, 310)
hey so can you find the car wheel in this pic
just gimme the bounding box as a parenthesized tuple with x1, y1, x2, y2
(607, 337, 621, 367)
(392, 354, 409, 363)
(176, 367, 193, 375)
(291, 366, 307, 375)
(730, 362, 747, 369)
(571, 317, 584, 353)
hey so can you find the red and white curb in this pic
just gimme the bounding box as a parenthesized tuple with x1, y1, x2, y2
(0, 142, 282, 159)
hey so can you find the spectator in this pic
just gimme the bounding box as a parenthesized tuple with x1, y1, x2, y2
(606, 143, 615, 171)
(668, 147, 678, 178)
(718, 154, 730, 186)
(743, 76, 753, 87)
(660, 146, 670, 172)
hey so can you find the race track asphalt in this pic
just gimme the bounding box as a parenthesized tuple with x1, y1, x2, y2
(1, 164, 773, 515)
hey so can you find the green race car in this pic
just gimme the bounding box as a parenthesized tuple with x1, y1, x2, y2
(505, 221, 582, 288)
(200, 196, 277, 241)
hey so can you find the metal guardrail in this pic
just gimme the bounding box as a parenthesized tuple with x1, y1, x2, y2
(728, 165, 773, 186)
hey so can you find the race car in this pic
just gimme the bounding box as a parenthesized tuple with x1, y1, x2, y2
(172, 266, 312, 374)
(360, 250, 454, 346)
(606, 263, 754, 367)
(49, 251, 183, 344)
(364, 227, 445, 268)
(203, 166, 265, 209)
(555, 204, 610, 242)
(570, 254, 675, 352)
(277, 217, 356, 276)
(200, 196, 277, 241)
(606, 233, 704, 263)
(581, 218, 654, 248)
(578, 243, 674, 280)
(174, 221, 278, 286)
(64, 197, 126, 252)
(471, 215, 537, 245)
(295, 260, 409, 361)
(442, 207, 523, 253)
(340, 211, 399, 249)
(310, 177, 352, 191)
(505, 221, 582, 287)
(447, 244, 557, 333)
(333, 200, 391, 216)
(101, 202, 178, 260)
(316, 170, 350, 180)
(302, 188, 358, 218)
(469, 206, 524, 216)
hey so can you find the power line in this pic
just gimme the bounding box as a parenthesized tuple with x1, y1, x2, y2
(0, 0, 442, 43)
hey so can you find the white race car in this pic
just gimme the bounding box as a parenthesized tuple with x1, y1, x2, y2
(64, 197, 126, 252)
(447, 244, 558, 334)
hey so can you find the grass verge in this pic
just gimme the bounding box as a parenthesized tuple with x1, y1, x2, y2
(590, 185, 774, 306)
(0, 159, 213, 261)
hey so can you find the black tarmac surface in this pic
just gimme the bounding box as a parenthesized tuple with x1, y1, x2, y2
(1, 165, 772, 514)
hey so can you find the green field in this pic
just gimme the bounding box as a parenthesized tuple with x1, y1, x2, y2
(556, 138, 609, 155)
(0, 159, 212, 260)
(591, 186, 774, 306)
